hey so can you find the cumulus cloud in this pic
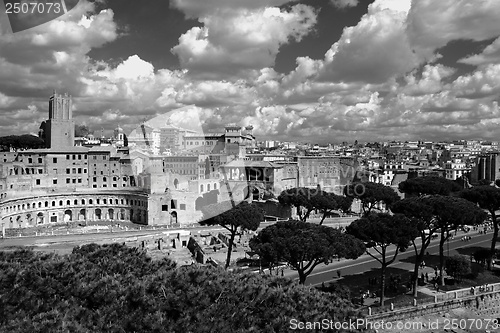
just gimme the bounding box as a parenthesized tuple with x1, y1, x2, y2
(459, 37, 500, 67)
(3, 0, 500, 143)
(317, 0, 418, 83)
(171, 4, 317, 78)
(0, 0, 117, 99)
(402, 64, 456, 96)
(330, 0, 359, 9)
(407, 0, 500, 60)
(170, 0, 295, 19)
(450, 64, 500, 99)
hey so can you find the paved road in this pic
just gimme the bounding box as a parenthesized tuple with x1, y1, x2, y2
(285, 230, 495, 286)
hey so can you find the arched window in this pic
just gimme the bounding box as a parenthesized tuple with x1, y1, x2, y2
(200, 184, 204, 192)
(67, 200, 71, 205)
(207, 184, 211, 191)
(89, 199, 93, 204)
(82, 199, 86, 205)
(51, 201, 55, 207)
(74, 199, 78, 205)
(59, 200, 63, 206)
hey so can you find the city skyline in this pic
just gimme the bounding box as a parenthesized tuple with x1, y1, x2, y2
(1, 0, 500, 143)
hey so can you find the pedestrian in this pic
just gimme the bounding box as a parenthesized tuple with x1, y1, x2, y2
(337, 270, 341, 278)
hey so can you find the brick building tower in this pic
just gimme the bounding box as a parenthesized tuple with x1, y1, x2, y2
(42, 92, 75, 148)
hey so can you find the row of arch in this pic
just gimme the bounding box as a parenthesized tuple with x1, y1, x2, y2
(200, 182, 218, 193)
(6, 207, 148, 229)
(1, 192, 150, 228)
(2, 196, 147, 215)
(6, 208, 179, 230)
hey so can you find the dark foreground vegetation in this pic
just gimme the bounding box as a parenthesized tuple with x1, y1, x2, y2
(0, 243, 365, 333)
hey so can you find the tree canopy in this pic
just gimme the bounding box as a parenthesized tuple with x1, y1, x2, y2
(200, 201, 264, 268)
(278, 187, 353, 223)
(74, 124, 93, 137)
(460, 185, 500, 269)
(250, 220, 365, 284)
(393, 195, 486, 286)
(344, 182, 400, 215)
(310, 192, 353, 224)
(0, 244, 363, 332)
(391, 196, 438, 295)
(346, 213, 419, 305)
(0, 134, 45, 151)
(398, 176, 462, 197)
(277, 187, 317, 222)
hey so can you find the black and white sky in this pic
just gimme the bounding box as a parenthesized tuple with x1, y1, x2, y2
(1, 0, 500, 143)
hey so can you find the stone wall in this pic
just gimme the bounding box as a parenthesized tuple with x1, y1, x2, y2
(367, 282, 500, 322)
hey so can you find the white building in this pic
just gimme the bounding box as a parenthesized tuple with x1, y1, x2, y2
(445, 159, 469, 180)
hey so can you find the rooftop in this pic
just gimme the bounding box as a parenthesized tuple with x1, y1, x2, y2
(20, 146, 89, 154)
(223, 160, 283, 169)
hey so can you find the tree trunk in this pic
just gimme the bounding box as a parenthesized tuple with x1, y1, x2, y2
(225, 231, 236, 269)
(412, 250, 425, 298)
(320, 212, 327, 225)
(488, 212, 498, 270)
(439, 231, 446, 286)
(298, 270, 306, 284)
(380, 264, 386, 307)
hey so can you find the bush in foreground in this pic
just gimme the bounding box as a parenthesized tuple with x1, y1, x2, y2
(0, 244, 365, 332)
